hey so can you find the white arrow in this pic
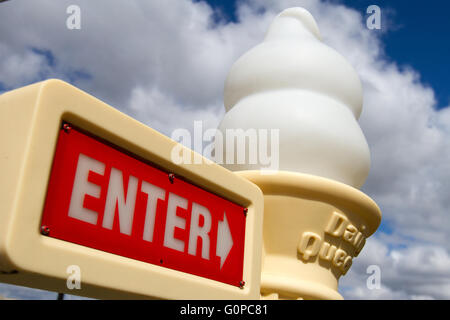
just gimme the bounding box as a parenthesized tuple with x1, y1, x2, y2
(216, 212, 233, 269)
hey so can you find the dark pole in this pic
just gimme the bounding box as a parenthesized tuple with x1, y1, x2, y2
(57, 293, 65, 300)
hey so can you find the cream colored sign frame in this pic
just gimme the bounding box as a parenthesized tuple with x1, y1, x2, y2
(0, 79, 264, 300)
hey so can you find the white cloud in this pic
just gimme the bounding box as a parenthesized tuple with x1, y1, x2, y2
(128, 85, 223, 136)
(0, 0, 449, 299)
(341, 237, 450, 299)
(0, 44, 50, 87)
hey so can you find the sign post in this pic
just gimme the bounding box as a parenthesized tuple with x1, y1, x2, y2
(0, 79, 264, 299)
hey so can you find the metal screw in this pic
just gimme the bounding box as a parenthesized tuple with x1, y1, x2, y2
(243, 208, 248, 216)
(168, 173, 175, 184)
(239, 280, 245, 289)
(63, 123, 72, 133)
(40, 225, 50, 236)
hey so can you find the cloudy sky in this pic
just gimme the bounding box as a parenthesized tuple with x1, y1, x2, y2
(0, 0, 449, 300)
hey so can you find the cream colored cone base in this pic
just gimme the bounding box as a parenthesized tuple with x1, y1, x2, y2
(236, 171, 381, 300)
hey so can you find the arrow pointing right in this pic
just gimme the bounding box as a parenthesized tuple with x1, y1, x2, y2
(216, 212, 234, 269)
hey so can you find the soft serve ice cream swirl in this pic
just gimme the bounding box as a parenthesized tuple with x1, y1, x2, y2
(218, 7, 370, 188)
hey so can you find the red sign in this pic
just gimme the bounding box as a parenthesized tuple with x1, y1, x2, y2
(41, 124, 246, 287)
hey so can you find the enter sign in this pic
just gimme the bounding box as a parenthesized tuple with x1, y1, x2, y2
(40, 124, 246, 287)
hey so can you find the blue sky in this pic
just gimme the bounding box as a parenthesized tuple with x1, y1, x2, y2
(0, 0, 449, 300)
(342, 0, 449, 110)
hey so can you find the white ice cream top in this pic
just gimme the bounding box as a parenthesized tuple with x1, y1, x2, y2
(224, 8, 363, 118)
(218, 7, 371, 188)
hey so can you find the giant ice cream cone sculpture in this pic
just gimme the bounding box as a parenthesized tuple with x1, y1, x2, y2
(218, 8, 382, 299)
